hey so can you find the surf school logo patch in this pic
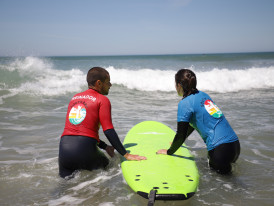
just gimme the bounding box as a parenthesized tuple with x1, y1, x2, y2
(204, 100, 223, 118)
(69, 103, 87, 125)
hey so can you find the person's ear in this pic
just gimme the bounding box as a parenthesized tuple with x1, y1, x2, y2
(95, 79, 102, 87)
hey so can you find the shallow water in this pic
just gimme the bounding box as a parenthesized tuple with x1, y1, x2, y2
(1, 54, 274, 205)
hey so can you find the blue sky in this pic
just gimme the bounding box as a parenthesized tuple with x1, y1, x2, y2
(0, 0, 274, 56)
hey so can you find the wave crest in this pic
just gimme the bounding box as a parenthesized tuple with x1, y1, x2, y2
(1, 57, 86, 96)
(1, 57, 274, 99)
(107, 66, 274, 93)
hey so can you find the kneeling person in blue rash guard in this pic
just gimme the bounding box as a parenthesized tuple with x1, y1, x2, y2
(157, 69, 240, 174)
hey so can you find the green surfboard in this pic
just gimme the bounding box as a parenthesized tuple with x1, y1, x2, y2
(121, 121, 199, 200)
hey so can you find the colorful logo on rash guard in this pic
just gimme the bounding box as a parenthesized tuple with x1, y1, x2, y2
(69, 103, 87, 125)
(204, 100, 223, 118)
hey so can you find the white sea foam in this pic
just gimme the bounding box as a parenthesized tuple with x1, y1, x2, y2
(48, 195, 86, 206)
(244, 159, 261, 165)
(2, 56, 86, 98)
(0, 91, 18, 104)
(223, 184, 233, 190)
(107, 66, 274, 93)
(70, 170, 122, 191)
(107, 66, 176, 92)
(197, 67, 274, 92)
(0, 159, 32, 165)
(251, 149, 274, 161)
(2, 57, 274, 99)
(98, 203, 115, 206)
(115, 193, 134, 203)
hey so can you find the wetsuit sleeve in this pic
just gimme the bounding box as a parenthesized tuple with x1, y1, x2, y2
(98, 140, 107, 150)
(104, 129, 127, 156)
(167, 122, 194, 155)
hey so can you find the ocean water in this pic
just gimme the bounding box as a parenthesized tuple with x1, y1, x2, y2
(0, 53, 274, 206)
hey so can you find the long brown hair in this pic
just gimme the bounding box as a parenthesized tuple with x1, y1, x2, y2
(175, 69, 198, 98)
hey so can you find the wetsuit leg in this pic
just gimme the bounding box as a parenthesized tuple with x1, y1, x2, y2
(208, 140, 240, 174)
(58, 135, 109, 178)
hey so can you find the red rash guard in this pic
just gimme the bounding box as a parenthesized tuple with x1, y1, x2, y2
(61, 89, 114, 141)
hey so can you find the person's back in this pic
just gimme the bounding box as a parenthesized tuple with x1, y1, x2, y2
(179, 91, 238, 151)
(157, 68, 240, 174)
(59, 67, 146, 179)
(62, 89, 113, 140)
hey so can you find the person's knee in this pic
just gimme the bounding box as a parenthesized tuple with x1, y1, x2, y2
(211, 163, 232, 175)
(59, 158, 76, 179)
(217, 165, 232, 174)
(59, 166, 76, 179)
(95, 154, 109, 169)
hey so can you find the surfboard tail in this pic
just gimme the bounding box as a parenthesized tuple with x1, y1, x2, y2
(137, 190, 195, 200)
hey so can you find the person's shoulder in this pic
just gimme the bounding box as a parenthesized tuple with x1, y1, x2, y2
(75, 89, 90, 96)
(101, 94, 110, 101)
(70, 90, 86, 99)
(179, 91, 200, 106)
(196, 90, 205, 95)
(198, 90, 209, 95)
(178, 97, 189, 106)
(97, 93, 111, 104)
(195, 90, 210, 98)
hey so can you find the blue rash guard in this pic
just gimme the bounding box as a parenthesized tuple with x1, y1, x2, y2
(177, 91, 238, 151)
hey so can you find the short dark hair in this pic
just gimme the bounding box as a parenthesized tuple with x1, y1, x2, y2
(175, 69, 198, 98)
(87, 67, 109, 86)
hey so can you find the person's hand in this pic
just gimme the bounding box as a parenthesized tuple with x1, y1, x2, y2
(156, 149, 168, 155)
(105, 145, 115, 157)
(124, 153, 147, 161)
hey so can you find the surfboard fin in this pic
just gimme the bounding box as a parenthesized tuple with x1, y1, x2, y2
(147, 189, 157, 206)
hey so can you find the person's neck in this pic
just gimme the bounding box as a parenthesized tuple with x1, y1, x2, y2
(88, 86, 101, 94)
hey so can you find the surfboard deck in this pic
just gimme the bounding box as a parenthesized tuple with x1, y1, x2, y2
(121, 121, 199, 200)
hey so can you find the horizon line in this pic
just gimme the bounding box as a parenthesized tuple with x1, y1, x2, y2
(0, 51, 274, 58)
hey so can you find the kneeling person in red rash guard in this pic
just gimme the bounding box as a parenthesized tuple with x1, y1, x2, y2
(59, 67, 146, 178)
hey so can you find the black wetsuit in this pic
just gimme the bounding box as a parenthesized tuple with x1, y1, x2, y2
(208, 140, 240, 174)
(59, 129, 127, 178)
(167, 122, 240, 174)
